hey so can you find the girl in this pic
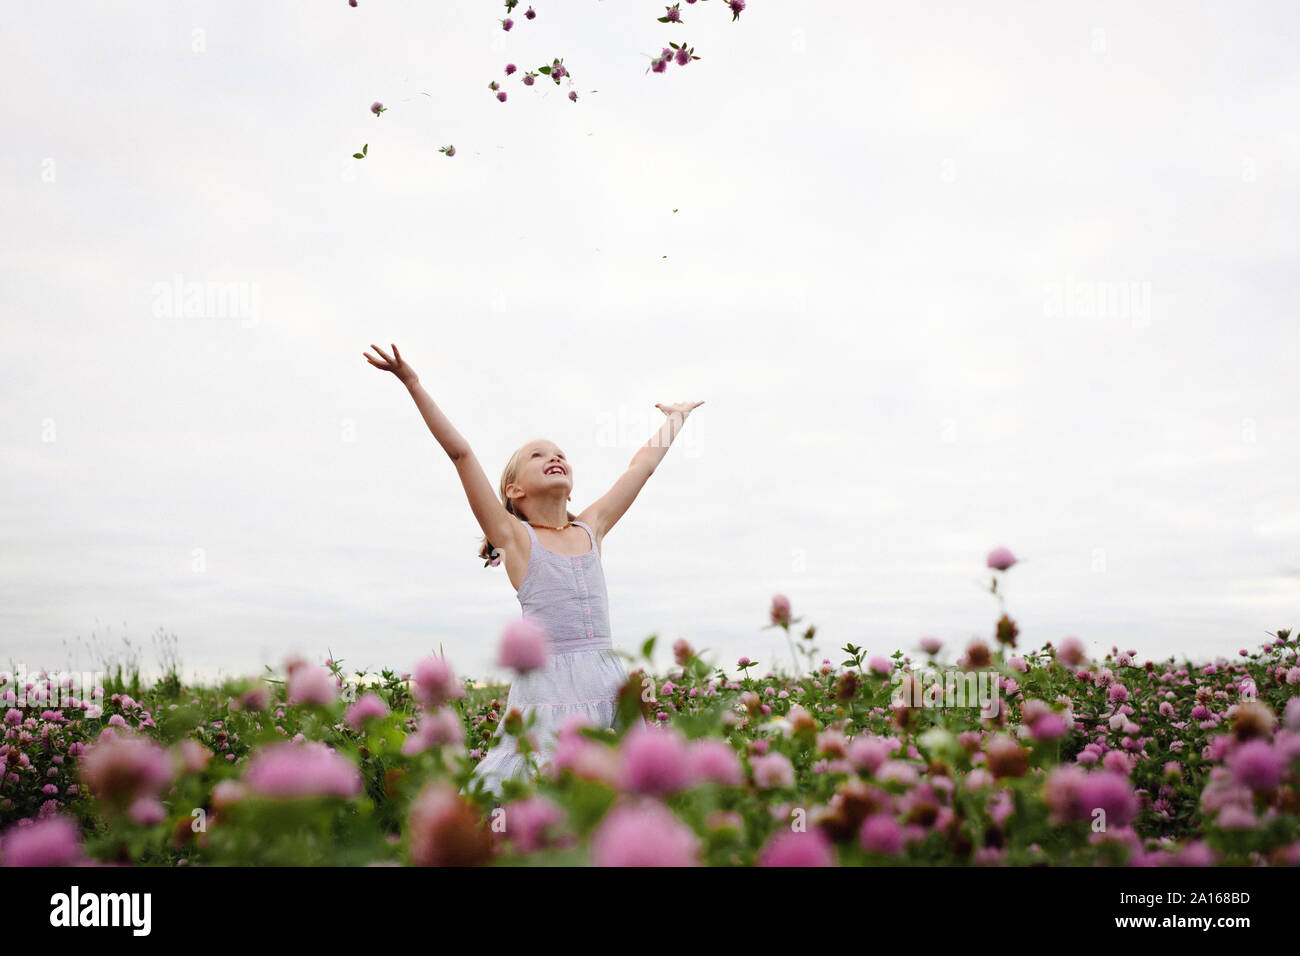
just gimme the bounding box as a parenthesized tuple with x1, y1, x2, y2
(363, 343, 702, 799)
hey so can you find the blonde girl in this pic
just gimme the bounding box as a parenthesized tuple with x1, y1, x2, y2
(363, 343, 702, 798)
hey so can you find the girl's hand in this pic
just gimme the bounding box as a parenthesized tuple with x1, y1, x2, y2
(655, 400, 704, 419)
(363, 343, 418, 386)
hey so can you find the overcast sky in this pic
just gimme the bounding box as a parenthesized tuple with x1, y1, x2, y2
(2, 1, 1298, 688)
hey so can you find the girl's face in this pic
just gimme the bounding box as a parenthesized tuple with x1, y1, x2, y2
(516, 440, 572, 496)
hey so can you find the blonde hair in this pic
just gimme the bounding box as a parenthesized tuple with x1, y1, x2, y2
(478, 442, 576, 564)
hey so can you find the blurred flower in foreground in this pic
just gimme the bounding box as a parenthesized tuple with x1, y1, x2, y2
(590, 799, 700, 866)
(287, 664, 338, 707)
(619, 725, 692, 796)
(501, 795, 567, 853)
(0, 815, 85, 867)
(243, 740, 362, 800)
(346, 692, 390, 732)
(78, 728, 175, 817)
(498, 618, 550, 674)
(413, 656, 465, 708)
(770, 594, 791, 627)
(408, 782, 495, 866)
(759, 827, 835, 866)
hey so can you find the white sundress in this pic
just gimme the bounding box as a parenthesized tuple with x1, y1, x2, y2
(464, 519, 644, 800)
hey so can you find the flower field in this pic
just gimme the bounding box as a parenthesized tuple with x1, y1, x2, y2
(3, 549, 1299, 867)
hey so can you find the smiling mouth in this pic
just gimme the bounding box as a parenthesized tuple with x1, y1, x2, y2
(544, 466, 566, 476)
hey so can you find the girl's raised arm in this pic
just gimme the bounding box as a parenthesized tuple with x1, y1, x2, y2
(584, 400, 703, 542)
(363, 343, 524, 554)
